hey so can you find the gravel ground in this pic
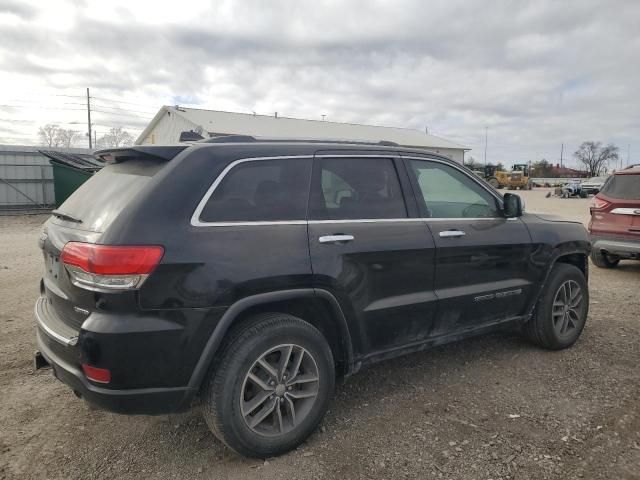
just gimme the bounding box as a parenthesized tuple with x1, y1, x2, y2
(1, 189, 639, 480)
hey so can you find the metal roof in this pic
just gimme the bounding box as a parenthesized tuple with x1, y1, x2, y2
(136, 106, 468, 151)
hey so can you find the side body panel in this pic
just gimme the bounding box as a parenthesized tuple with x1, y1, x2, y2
(426, 217, 536, 336)
(308, 220, 437, 356)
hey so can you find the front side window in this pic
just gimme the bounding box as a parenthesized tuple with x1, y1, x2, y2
(309, 157, 407, 220)
(408, 160, 499, 218)
(200, 158, 312, 222)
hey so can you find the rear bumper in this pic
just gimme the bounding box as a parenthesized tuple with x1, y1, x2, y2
(591, 237, 640, 258)
(34, 297, 195, 415)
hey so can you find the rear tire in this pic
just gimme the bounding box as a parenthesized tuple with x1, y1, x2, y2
(488, 177, 500, 189)
(590, 250, 619, 268)
(202, 313, 335, 458)
(525, 263, 589, 350)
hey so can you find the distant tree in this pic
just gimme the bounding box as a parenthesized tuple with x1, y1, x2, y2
(464, 156, 479, 169)
(97, 127, 134, 148)
(574, 142, 618, 176)
(55, 129, 80, 148)
(38, 124, 60, 147)
(465, 157, 506, 174)
(531, 159, 554, 177)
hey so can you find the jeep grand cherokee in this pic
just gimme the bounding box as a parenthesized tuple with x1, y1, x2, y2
(35, 138, 591, 457)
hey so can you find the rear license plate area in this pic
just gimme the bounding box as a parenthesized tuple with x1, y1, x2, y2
(45, 253, 62, 281)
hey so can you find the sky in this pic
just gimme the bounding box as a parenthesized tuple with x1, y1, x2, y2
(0, 0, 638, 167)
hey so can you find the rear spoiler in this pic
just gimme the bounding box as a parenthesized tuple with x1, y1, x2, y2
(94, 146, 187, 163)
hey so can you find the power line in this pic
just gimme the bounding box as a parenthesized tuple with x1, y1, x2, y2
(0, 104, 86, 111)
(91, 95, 160, 110)
(91, 103, 156, 116)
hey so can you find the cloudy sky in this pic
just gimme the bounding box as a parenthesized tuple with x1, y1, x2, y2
(1, 0, 638, 167)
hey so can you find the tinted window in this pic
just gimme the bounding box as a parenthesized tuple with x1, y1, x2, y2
(408, 160, 499, 218)
(55, 158, 165, 232)
(310, 157, 407, 220)
(600, 174, 640, 200)
(200, 158, 311, 222)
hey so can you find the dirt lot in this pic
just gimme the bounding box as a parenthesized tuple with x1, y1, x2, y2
(1, 189, 639, 480)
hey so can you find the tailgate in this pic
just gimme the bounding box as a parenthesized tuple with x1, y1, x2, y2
(39, 154, 173, 332)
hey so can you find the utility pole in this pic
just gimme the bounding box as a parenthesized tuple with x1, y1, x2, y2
(94, 130, 97, 148)
(86, 87, 92, 149)
(483, 126, 488, 168)
(560, 143, 564, 168)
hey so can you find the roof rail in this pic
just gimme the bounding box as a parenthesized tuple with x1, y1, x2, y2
(201, 135, 257, 143)
(623, 163, 640, 170)
(200, 136, 402, 147)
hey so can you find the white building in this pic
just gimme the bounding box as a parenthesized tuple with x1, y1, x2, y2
(136, 106, 469, 163)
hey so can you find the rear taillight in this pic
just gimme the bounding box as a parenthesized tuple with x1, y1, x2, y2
(82, 364, 111, 384)
(590, 196, 611, 214)
(60, 242, 164, 292)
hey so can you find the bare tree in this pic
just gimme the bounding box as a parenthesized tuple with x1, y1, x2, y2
(55, 129, 80, 148)
(97, 127, 134, 148)
(574, 142, 618, 176)
(38, 124, 60, 147)
(531, 159, 554, 177)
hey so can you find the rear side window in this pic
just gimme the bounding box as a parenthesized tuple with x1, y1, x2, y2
(55, 158, 165, 232)
(600, 175, 640, 200)
(200, 158, 312, 222)
(309, 157, 407, 220)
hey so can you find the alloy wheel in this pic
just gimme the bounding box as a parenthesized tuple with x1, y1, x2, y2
(240, 344, 319, 437)
(552, 280, 584, 337)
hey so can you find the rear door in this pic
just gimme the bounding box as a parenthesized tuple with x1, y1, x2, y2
(307, 153, 437, 357)
(403, 156, 535, 336)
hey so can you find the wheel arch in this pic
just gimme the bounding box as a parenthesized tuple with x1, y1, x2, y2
(186, 289, 355, 398)
(526, 249, 589, 318)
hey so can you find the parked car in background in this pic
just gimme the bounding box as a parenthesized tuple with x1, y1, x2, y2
(34, 138, 591, 458)
(589, 165, 640, 268)
(561, 179, 587, 198)
(580, 176, 609, 195)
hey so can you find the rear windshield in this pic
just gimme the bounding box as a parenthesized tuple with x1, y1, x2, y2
(53, 158, 165, 232)
(600, 174, 640, 200)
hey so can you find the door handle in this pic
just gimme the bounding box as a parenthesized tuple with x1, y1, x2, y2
(439, 229, 466, 238)
(319, 234, 355, 244)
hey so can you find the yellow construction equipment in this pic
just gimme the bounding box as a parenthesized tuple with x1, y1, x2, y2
(485, 164, 532, 190)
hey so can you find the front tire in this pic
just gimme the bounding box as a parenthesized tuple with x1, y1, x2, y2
(590, 249, 620, 268)
(525, 263, 589, 350)
(202, 313, 335, 458)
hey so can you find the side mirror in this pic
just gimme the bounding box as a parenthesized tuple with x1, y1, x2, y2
(503, 193, 524, 218)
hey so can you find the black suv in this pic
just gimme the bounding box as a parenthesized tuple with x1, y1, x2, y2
(35, 139, 590, 457)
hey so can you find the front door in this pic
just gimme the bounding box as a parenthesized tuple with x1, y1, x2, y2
(307, 153, 437, 357)
(403, 156, 535, 337)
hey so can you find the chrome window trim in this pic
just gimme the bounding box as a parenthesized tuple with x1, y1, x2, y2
(191, 155, 313, 227)
(192, 153, 510, 227)
(309, 217, 506, 224)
